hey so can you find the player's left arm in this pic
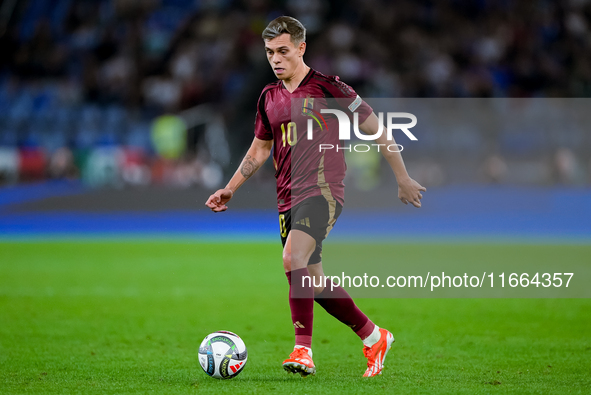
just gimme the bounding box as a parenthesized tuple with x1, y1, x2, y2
(359, 112, 426, 208)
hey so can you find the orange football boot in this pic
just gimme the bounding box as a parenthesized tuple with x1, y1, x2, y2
(283, 347, 316, 377)
(363, 328, 395, 377)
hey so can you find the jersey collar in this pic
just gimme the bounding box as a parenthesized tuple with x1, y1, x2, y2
(281, 68, 315, 91)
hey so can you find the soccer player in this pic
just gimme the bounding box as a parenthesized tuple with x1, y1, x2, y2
(205, 16, 426, 377)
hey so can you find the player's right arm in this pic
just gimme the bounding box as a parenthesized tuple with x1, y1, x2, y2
(205, 136, 272, 212)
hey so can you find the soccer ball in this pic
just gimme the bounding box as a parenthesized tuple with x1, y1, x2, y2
(198, 331, 248, 379)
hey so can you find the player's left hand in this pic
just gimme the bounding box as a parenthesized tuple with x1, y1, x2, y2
(398, 177, 426, 208)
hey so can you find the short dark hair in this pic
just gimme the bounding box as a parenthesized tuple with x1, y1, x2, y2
(262, 16, 306, 45)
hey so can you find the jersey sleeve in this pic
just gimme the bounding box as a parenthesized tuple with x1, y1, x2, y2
(322, 75, 373, 124)
(254, 89, 273, 140)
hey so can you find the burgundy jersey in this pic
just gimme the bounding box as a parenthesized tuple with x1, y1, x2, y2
(254, 68, 373, 212)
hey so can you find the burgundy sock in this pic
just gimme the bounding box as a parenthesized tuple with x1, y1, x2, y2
(286, 268, 314, 348)
(315, 282, 375, 340)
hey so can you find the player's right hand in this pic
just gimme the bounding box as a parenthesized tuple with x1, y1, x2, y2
(205, 189, 234, 212)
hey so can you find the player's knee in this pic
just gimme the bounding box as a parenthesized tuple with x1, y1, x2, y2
(283, 251, 307, 271)
(282, 251, 292, 272)
(289, 252, 308, 270)
(308, 263, 325, 295)
(313, 282, 325, 296)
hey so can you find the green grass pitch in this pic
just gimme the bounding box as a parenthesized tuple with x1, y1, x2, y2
(1, 241, 590, 394)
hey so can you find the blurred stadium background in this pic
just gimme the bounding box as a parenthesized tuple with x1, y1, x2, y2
(0, 0, 590, 237)
(1, 2, 590, 393)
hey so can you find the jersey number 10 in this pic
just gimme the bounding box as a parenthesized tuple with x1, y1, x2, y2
(281, 122, 298, 147)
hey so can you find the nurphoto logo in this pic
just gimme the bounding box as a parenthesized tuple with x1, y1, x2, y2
(303, 105, 418, 153)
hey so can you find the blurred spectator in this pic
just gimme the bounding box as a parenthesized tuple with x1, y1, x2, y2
(0, 0, 590, 188)
(483, 154, 509, 184)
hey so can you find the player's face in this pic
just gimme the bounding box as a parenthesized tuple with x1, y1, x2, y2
(264, 34, 306, 80)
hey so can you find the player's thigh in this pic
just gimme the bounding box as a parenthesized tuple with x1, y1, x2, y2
(291, 195, 343, 266)
(284, 229, 317, 271)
